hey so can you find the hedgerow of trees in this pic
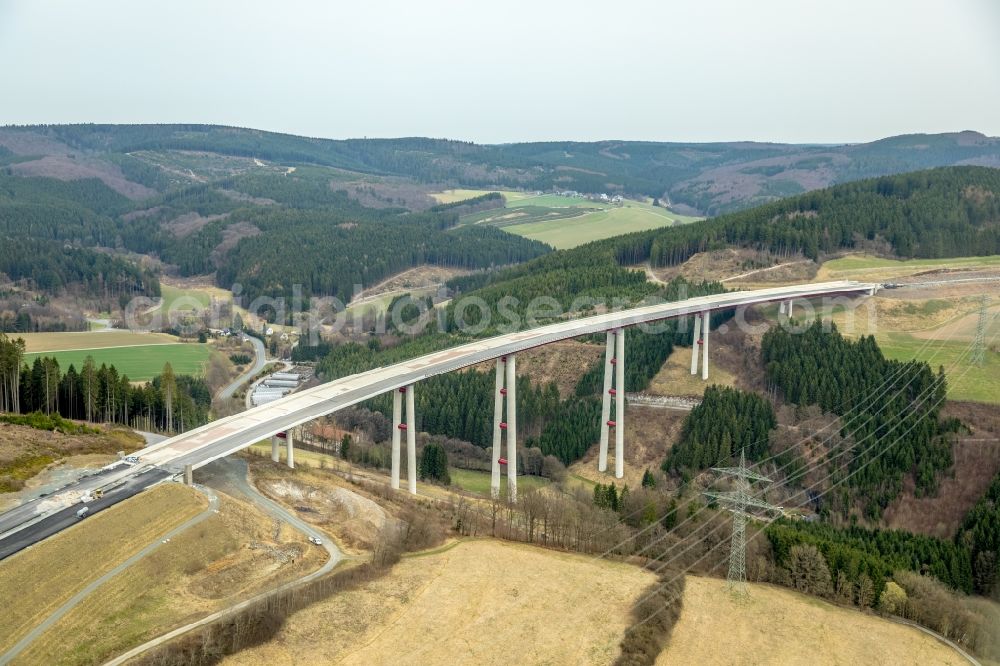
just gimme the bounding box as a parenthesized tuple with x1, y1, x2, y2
(0, 333, 209, 432)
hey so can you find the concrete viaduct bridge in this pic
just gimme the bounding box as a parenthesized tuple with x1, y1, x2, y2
(136, 280, 876, 502)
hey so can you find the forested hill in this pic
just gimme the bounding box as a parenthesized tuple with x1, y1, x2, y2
(446, 167, 1000, 324)
(612, 166, 1000, 267)
(0, 155, 549, 303)
(3, 124, 1000, 215)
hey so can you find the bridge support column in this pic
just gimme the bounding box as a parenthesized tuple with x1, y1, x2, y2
(599, 331, 615, 472)
(184, 464, 193, 486)
(701, 310, 710, 381)
(779, 300, 787, 315)
(406, 383, 417, 495)
(786, 299, 794, 318)
(286, 429, 295, 469)
(690, 314, 702, 375)
(271, 435, 280, 463)
(615, 329, 625, 479)
(491, 358, 505, 498)
(505, 354, 517, 503)
(391, 388, 403, 490)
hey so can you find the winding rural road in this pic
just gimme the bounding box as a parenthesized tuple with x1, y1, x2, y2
(0, 485, 221, 665)
(218, 335, 268, 402)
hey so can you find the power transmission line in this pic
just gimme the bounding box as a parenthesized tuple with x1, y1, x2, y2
(704, 449, 782, 597)
(972, 294, 989, 367)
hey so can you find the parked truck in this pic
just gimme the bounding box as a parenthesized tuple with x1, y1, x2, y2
(76, 506, 89, 519)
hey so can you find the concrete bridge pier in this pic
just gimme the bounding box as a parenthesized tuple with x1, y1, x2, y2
(614, 329, 625, 478)
(599, 331, 615, 471)
(786, 299, 794, 318)
(505, 355, 518, 503)
(701, 310, 710, 381)
(599, 330, 625, 477)
(491, 358, 505, 498)
(391, 387, 403, 489)
(184, 464, 193, 485)
(690, 314, 702, 375)
(286, 429, 294, 469)
(271, 435, 280, 463)
(406, 383, 417, 495)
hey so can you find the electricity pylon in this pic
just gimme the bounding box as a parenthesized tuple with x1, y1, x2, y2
(704, 449, 782, 598)
(971, 294, 989, 367)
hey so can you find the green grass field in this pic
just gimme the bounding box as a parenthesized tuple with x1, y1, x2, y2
(505, 193, 602, 209)
(158, 284, 231, 312)
(504, 205, 684, 249)
(439, 188, 701, 249)
(24, 343, 211, 381)
(873, 332, 999, 404)
(449, 468, 550, 495)
(18, 331, 180, 353)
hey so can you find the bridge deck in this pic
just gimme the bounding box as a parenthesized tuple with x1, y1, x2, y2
(138, 280, 876, 472)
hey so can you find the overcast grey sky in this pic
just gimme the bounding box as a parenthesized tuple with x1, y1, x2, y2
(1, 0, 998, 144)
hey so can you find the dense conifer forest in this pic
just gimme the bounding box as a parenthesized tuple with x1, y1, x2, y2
(957, 472, 1000, 595)
(766, 520, 974, 596)
(662, 386, 776, 474)
(762, 322, 953, 519)
(0, 167, 548, 302)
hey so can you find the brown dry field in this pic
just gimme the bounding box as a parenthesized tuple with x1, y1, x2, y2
(17, 330, 179, 353)
(660, 576, 967, 665)
(819, 292, 996, 342)
(570, 404, 686, 488)
(223, 539, 655, 666)
(0, 483, 206, 655)
(18, 491, 326, 665)
(647, 346, 738, 397)
(470, 339, 604, 398)
(648, 321, 766, 399)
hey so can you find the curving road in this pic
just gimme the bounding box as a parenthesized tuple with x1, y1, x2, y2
(217, 335, 268, 402)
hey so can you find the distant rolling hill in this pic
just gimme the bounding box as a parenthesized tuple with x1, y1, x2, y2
(1, 124, 999, 215)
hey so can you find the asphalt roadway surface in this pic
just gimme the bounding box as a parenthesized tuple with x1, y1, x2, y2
(0, 467, 171, 561)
